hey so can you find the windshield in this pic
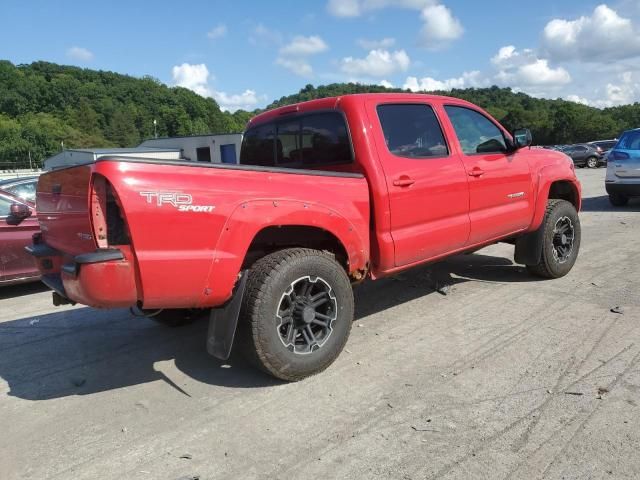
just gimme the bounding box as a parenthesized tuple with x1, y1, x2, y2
(617, 131, 640, 150)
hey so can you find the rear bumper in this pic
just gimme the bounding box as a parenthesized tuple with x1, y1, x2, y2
(27, 243, 138, 308)
(605, 182, 640, 197)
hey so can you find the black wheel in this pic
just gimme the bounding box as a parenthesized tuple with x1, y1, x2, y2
(151, 309, 202, 327)
(586, 156, 598, 168)
(238, 248, 354, 381)
(609, 193, 629, 206)
(526, 199, 581, 279)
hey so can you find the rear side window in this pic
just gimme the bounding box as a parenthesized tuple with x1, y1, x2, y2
(241, 112, 352, 168)
(445, 106, 507, 154)
(377, 104, 448, 158)
(618, 131, 640, 150)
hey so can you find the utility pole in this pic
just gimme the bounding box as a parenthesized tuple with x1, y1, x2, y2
(153, 119, 158, 139)
(28, 150, 32, 170)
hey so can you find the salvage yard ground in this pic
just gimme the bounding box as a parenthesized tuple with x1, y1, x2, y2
(1, 168, 639, 480)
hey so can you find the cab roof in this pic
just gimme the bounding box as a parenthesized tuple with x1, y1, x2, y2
(248, 93, 476, 128)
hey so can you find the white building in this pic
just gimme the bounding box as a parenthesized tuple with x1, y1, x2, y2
(44, 134, 243, 170)
(139, 134, 242, 164)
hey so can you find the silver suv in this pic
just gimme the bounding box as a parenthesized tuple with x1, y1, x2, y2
(606, 129, 640, 206)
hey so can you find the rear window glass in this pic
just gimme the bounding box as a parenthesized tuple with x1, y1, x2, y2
(240, 112, 352, 168)
(377, 104, 448, 158)
(617, 131, 640, 150)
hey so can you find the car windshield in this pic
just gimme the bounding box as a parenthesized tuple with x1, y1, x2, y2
(617, 131, 640, 150)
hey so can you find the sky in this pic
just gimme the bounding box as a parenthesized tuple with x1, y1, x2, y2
(1, 0, 640, 112)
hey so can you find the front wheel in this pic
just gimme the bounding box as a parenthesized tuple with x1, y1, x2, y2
(526, 199, 581, 279)
(586, 156, 598, 168)
(238, 248, 354, 381)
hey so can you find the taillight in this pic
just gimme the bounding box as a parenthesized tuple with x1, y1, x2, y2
(610, 151, 630, 161)
(90, 175, 109, 248)
(90, 175, 131, 248)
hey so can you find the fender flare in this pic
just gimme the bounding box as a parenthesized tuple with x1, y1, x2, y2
(200, 199, 369, 305)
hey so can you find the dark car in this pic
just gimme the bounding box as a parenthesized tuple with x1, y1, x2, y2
(0, 176, 39, 202)
(562, 144, 605, 168)
(588, 140, 618, 158)
(0, 189, 40, 285)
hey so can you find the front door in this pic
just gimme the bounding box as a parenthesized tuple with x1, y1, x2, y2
(443, 105, 533, 244)
(367, 101, 470, 267)
(0, 194, 39, 282)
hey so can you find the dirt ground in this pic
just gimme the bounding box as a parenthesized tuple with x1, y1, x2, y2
(1, 168, 639, 480)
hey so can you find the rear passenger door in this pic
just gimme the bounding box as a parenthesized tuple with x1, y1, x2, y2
(443, 105, 533, 244)
(367, 101, 470, 267)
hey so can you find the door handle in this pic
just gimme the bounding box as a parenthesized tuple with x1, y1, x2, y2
(468, 168, 484, 177)
(393, 176, 415, 187)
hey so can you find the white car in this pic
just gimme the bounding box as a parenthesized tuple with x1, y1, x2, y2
(605, 128, 640, 206)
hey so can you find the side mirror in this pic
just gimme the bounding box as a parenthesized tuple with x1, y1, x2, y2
(9, 203, 32, 220)
(513, 128, 533, 149)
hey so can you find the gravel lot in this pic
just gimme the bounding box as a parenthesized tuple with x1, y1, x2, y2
(1, 168, 639, 480)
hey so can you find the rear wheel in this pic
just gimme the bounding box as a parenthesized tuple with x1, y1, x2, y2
(526, 199, 581, 279)
(586, 156, 598, 168)
(238, 248, 354, 381)
(609, 193, 629, 206)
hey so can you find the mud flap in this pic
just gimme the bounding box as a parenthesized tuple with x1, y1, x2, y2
(206, 270, 249, 360)
(514, 226, 544, 265)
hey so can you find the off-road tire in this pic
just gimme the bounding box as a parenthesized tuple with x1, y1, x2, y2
(238, 248, 354, 381)
(526, 199, 581, 279)
(586, 156, 598, 168)
(609, 193, 629, 207)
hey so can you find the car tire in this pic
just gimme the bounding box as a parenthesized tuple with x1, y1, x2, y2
(150, 309, 202, 327)
(238, 248, 354, 381)
(526, 199, 581, 279)
(609, 193, 629, 207)
(586, 157, 598, 168)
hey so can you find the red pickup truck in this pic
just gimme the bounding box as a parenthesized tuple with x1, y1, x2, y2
(29, 93, 581, 381)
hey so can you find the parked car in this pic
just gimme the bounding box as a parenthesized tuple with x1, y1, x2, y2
(0, 176, 39, 202)
(0, 189, 39, 285)
(29, 93, 582, 381)
(562, 144, 604, 168)
(588, 139, 618, 158)
(605, 128, 640, 206)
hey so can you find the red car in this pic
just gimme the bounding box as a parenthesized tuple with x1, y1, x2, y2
(30, 93, 581, 380)
(0, 189, 39, 285)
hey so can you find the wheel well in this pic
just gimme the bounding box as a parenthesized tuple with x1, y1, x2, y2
(548, 181, 579, 209)
(242, 226, 349, 271)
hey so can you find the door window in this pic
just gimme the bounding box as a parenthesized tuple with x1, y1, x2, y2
(445, 106, 507, 155)
(0, 196, 13, 217)
(377, 104, 448, 159)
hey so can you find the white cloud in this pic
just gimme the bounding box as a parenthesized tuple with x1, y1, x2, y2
(327, 0, 432, 17)
(172, 63, 212, 97)
(357, 37, 396, 49)
(249, 24, 283, 46)
(491, 46, 571, 87)
(419, 4, 463, 49)
(213, 90, 265, 112)
(66, 46, 94, 62)
(341, 49, 410, 78)
(542, 4, 640, 62)
(276, 35, 328, 77)
(206, 24, 227, 40)
(379, 79, 394, 88)
(327, 0, 463, 49)
(565, 95, 590, 105)
(171, 63, 266, 112)
(403, 71, 486, 91)
(279, 36, 328, 56)
(276, 58, 313, 77)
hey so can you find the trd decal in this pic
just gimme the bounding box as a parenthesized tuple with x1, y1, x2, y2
(139, 191, 215, 213)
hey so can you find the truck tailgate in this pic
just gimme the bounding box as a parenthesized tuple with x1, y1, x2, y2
(37, 165, 96, 255)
